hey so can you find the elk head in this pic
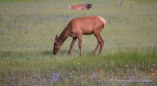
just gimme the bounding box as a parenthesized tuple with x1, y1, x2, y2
(53, 35, 60, 55)
(86, 3, 92, 9)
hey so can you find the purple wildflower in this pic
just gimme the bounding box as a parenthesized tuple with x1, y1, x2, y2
(128, 74, 136, 83)
(122, 82, 125, 86)
(35, 73, 40, 79)
(13, 75, 16, 79)
(92, 72, 98, 80)
(76, 81, 79, 86)
(43, 78, 48, 84)
(12, 82, 16, 86)
(52, 73, 59, 82)
(144, 78, 150, 84)
(98, 80, 104, 86)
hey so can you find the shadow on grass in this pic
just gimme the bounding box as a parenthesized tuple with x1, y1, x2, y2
(41, 50, 52, 55)
(41, 50, 80, 56)
(41, 50, 69, 55)
(0, 49, 93, 58)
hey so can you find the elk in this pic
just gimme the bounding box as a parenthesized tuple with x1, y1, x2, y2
(53, 16, 106, 56)
(68, 3, 92, 10)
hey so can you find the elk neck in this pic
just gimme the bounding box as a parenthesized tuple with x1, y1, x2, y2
(57, 26, 70, 46)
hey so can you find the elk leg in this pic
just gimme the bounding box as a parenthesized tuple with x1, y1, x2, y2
(93, 43, 100, 54)
(94, 34, 103, 54)
(68, 37, 77, 55)
(99, 36, 104, 54)
(77, 35, 82, 56)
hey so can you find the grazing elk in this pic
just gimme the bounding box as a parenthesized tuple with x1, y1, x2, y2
(68, 3, 92, 10)
(53, 16, 106, 56)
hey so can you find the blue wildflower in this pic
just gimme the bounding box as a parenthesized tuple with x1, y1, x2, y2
(122, 82, 125, 86)
(144, 78, 150, 84)
(35, 73, 40, 79)
(52, 72, 59, 82)
(43, 78, 48, 84)
(98, 80, 104, 86)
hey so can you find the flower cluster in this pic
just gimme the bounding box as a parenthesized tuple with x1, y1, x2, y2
(1, 63, 157, 86)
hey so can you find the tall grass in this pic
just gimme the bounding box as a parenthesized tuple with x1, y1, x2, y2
(0, 48, 156, 85)
(0, 0, 157, 85)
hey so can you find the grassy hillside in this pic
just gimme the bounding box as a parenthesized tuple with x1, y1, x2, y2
(0, 0, 157, 86)
(126, 0, 157, 4)
(0, 0, 43, 2)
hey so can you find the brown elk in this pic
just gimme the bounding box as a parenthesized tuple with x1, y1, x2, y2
(53, 16, 106, 56)
(68, 3, 92, 10)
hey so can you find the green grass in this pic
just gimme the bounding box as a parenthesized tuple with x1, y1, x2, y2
(0, 48, 156, 85)
(0, 0, 41, 2)
(0, 0, 157, 85)
(126, 0, 157, 4)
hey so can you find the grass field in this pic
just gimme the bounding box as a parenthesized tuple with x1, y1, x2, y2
(0, 0, 157, 86)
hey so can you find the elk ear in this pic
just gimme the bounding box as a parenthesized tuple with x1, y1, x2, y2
(55, 35, 58, 40)
(55, 35, 59, 44)
(86, 3, 92, 8)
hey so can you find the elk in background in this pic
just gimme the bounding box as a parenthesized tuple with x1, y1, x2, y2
(68, 3, 92, 10)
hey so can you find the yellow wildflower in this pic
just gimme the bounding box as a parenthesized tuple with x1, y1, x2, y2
(23, 75, 27, 79)
(152, 73, 156, 76)
(125, 64, 128, 68)
(111, 73, 114, 78)
(12, 61, 16, 66)
(97, 69, 102, 73)
(4, 78, 6, 81)
(77, 62, 80, 65)
(82, 75, 86, 79)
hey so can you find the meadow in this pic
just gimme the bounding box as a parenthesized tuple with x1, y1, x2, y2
(0, 0, 157, 86)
